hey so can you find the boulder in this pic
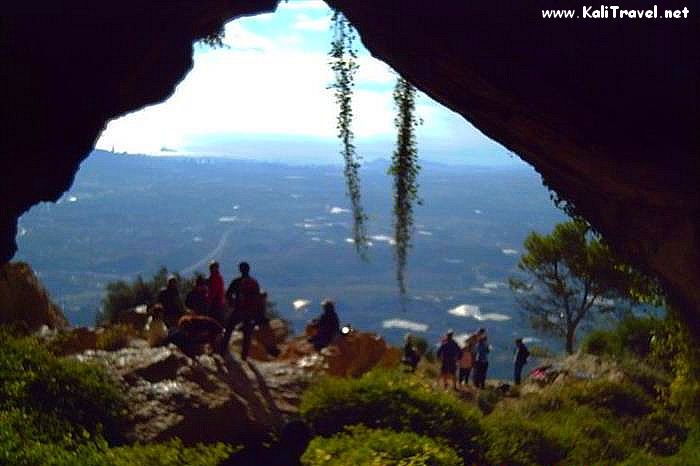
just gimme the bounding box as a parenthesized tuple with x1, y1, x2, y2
(0, 261, 67, 332)
(75, 345, 283, 445)
(323, 331, 401, 377)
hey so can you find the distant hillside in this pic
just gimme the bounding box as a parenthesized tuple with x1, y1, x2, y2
(14, 150, 567, 378)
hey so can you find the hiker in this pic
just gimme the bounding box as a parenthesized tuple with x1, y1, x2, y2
(222, 262, 265, 360)
(172, 313, 224, 356)
(513, 338, 531, 385)
(157, 276, 185, 328)
(207, 261, 226, 322)
(437, 330, 462, 390)
(402, 333, 421, 372)
(185, 275, 210, 315)
(308, 299, 341, 351)
(473, 332, 490, 389)
(459, 334, 478, 386)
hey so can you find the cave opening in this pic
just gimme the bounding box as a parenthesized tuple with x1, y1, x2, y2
(11, 0, 576, 380)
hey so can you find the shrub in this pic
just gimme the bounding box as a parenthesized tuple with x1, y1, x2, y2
(301, 426, 462, 466)
(98, 267, 196, 325)
(476, 388, 502, 414)
(481, 413, 566, 466)
(0, 330, 125, 442)
(300, 369, 482, 461)
(581, 329, 620, 356)
(96, 324, 139, 351)
(567, 379, 653, 417)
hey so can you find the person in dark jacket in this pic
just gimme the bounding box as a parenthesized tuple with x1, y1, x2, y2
(185, 276, 210, 315)
(309, 300, 341, 351)
(158, 276, 185, 329)
(473, 333, 490, 389)
(222, 262, 264, 360)
(437, 330, 462, 390)
(402, 333, 421, 372)
(513, 338, 530, 385)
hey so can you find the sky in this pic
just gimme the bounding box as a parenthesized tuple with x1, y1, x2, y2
(95, 0, 520, 166)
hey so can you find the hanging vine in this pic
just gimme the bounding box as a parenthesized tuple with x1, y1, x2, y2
(329, 11, 368, 256)
(390, 77, 422, 295)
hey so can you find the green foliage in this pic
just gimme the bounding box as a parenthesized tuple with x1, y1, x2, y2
(301, 425, 462, 466)
(98, 267, 195, 325)
(509, 220, 657, 354)
(476, 388, 503, 415)
(582, 314, 660, 359)
(0, 329, 125, 443)
(488, 377, 690, 464)
(0, 328, 234, 465)
(616, 423, 700, 466)
(300, 369, 482, 461)
(329, 11, 368, 255)
(390, 77, 421, 295)
(96, 324, 139, 351)
(481, 413, 566, 466)
(651, 312, 700, 417)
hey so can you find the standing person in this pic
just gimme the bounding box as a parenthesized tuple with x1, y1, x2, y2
(513, 338, 530, 385)
(185, 275, 210, 315)
(207, 261, 226, 322)
(402, 333, 421, 372)
(474, 333, 490, 389)
(222, 262, 264, 360)
(458, 334, 477, 386)
(158, 276, 185, 329)
(436, 330, 462, 390)
(308, 300, 341, 351)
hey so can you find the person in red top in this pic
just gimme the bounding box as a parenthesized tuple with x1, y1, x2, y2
(207, 261, 226, 322)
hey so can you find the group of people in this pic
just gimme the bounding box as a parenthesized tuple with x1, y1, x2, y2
(404, 329, 530, 390)
(156, 261, 270, 360)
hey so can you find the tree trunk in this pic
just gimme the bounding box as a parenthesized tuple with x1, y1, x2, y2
(565, 327, 575, 354)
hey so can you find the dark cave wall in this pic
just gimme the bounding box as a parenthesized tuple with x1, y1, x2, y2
(2, 1, 699, 330)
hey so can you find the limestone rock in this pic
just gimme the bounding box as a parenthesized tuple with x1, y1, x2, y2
(323, 331, 401, 377)
(75, 345, 283, 445)
(0, 261, 67, 332)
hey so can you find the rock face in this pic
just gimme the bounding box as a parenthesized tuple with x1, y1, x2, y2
(2, 2, 699, 335)
(0, 262, 68, 331)
(76, 345, 283, 445)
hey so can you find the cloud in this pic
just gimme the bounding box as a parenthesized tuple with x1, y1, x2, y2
(382, 319, 429, 332)
(95, 2, 517, 166)
(293, 13, 331, 31)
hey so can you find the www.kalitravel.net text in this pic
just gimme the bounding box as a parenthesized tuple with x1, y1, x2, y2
(542, 5, 691, 19)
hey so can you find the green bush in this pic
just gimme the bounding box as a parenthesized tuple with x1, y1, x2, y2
(301, 426, 462, 466)
(567, 379, 653, 417)
(98, 267, 196, 325)
(481, 413, 566, 466)
(0, 329, 235, 466)
(300, 369, 482, 461)
(476, 388, 502, 414)
(581, 315, 660, 359)
(96, 324, 139, 351)
(581, 329, 620, 356)
(616, 423, 700, 466)
(0, 329, 125, 442)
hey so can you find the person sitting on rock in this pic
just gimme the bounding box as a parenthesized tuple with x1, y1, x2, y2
(222, 262, 266, 360)
(185, 275, 210, 315)
(171, 313, 224, 356)
(157, 276, 185, 329)
(308, 299, 341, 351)
(207, 261, 226, 322)
(437, 330, 462, 390)
(402, 333, 421, 372)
